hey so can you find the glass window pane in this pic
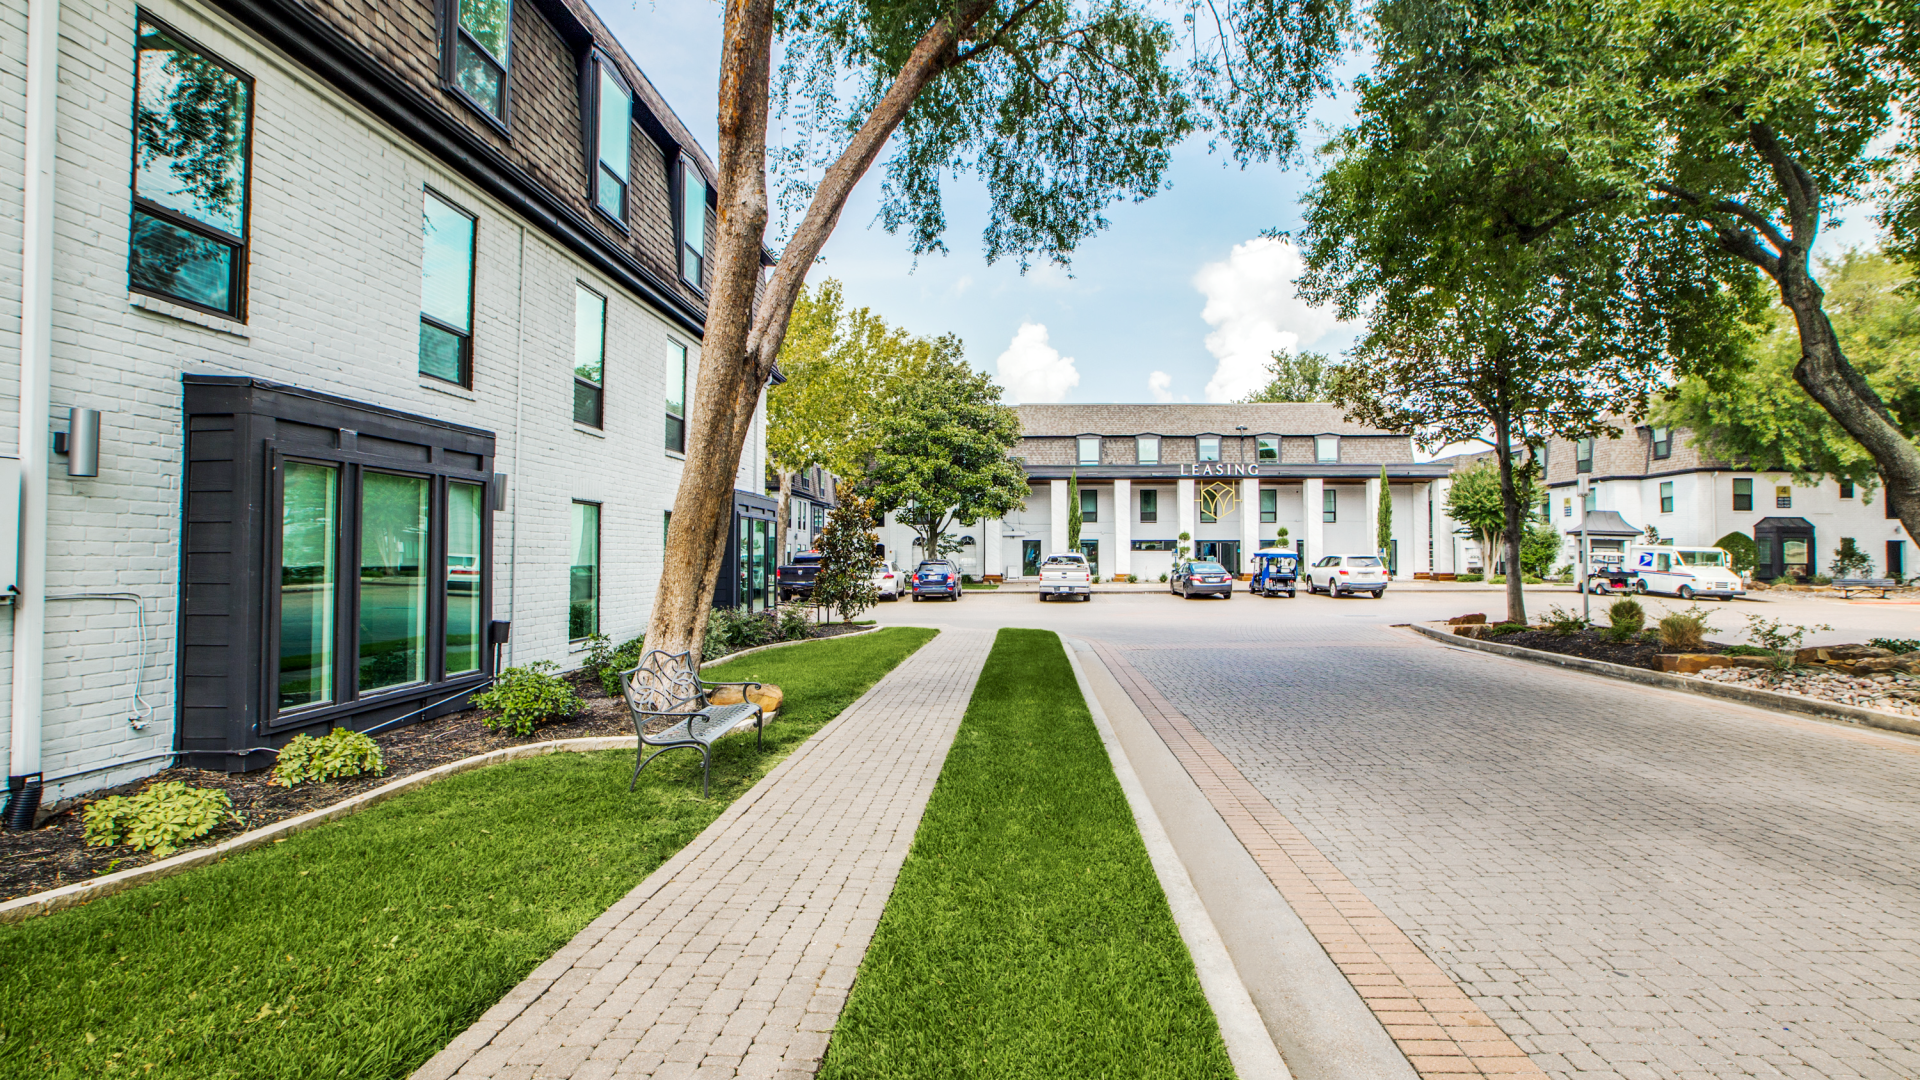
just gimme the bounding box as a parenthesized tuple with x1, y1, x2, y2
(1078, 437, 1099, 465)
(1198, 437, 1220, 462)
(598, 67, 630, 181)
(666, 341, 687, 452)
(1137, 436, 1158, 465)
(457, 0, 510, 61)
(279, 462, 337, 710)
(446, 482, 484, 676)
(453, 36, 503, 117)
(570, 502, 600, 640)
(1260, 488, 1277, 522)
(359, 472, 430, 692)
(575, 286, 605, 385)
(574, 380, 602, 428)
(681, 166, 705, 282)
(419, 320, 465, 384)
(597, 164, 625, 220)
(134, 19, 249, 236)
(130, 209, 234, 311)
(1257, 437, 1279, 462)
(421, 192, 474, 331)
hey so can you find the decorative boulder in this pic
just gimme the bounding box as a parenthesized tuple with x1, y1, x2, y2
(707, 684, 784, 713)
(1849, 653, 1920, 675)
(1448, 613, 1488, 625)
(1800, 644, 1894, 663)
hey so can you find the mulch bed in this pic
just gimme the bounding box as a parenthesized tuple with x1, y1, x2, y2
(0, 625, 872, 904)
(1482, 628, 1734, 671)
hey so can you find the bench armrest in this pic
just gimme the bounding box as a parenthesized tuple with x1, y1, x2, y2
(698, 679, 764, 695)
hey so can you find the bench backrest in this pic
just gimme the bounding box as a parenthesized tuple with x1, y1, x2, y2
(623, 649, 706, 714)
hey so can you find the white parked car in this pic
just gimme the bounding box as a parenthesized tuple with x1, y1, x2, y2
(1037, 552, 1092, 601)
(1306, 554, 1389, 598)
(1628, 544, 1745, 600)
(872, 561, 903, 600)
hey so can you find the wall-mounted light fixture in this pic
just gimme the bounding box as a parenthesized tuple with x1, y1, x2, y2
(51, 407, 99, 477)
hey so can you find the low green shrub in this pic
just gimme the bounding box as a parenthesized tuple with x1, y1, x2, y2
(82, 782, 239, 856)
(1487, 622, 1529, 636)
(1158, 573, 1168, 583)
(472, 661, 583, 736)
(1742, 613, 1832, 671)
(1721, 644, 1774, 656)
(1605, 598, 1645, 642)
(705, 608, 777, 660)
(1542, 605, 1588, 636)
(270, 729, 385, 788)
(583, 632, 647, 697)
(1870, 637, 1920, 654)
(1455, 573, 1484, 582)
(1658, 606, 1716, 650)
(961, 573, 974, 585)
(778, 605, 814, 643)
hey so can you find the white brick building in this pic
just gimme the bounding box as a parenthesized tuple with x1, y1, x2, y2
(0, 0, 770, 812)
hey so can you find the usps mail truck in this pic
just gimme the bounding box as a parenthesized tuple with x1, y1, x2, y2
(1628, 545, 1745, 600)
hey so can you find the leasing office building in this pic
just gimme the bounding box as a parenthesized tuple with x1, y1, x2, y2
(0, 0, 772, 809)
(884, 404, 1455, 582)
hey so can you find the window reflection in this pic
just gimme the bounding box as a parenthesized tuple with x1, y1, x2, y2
(570, 502, 600, 640)
(359, 473, 430, 691)
(279, 462, 337, 709)
(447, 482, 484, 675)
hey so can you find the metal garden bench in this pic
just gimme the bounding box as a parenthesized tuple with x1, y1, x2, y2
(620, 649, 765, 797)
(1835, 577, 1899, 599)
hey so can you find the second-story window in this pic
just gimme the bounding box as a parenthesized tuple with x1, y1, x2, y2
(1733, 477, 1753, 512)
(1198, 436, 1221, 462)
(1137, 436, 1159, 465)
(1078, 437, 1100, 466)
(1575, 438, 1594, 472)
(666, 341, 687, 453)
(1315, 435, 1340, 463)
(419, 190, 476, 386)
(1651, 426, 1671, 460)
(1080, 488, 1098, 522)
(678, 158, 707, 288)
(588, 56, 631, 224)
(449, 0, 511, 122)
(1256, 436, 1279, 463)
(574, 285, 605, 427)
(131, 16, 252, 318)
(1140, 489, 1157, 522)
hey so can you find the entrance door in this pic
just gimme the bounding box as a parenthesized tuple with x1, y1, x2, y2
(1197, 540, 1239, 575)
(1890, 540, 1905, 579)
(1078, 538, 1099, 578)
(1022, 540, 1041, 578)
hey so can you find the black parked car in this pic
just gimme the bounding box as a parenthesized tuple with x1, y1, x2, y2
(1170, 559, 1233, 599)
(911, 560, 963, 601)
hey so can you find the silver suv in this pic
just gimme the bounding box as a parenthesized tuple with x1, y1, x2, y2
(1306, 554, 1388, 598)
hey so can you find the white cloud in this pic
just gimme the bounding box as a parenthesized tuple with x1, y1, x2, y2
(1193, 237, 1345, 403)
(995, 322, 1080, 404)
(1148, 370, 1174, 403)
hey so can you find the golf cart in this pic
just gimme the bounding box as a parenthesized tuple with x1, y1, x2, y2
(1250, 548, 1299, 597)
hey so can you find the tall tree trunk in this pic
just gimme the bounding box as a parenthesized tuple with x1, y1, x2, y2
(1492, 407, 1527, 625)
(774, 470, 793, 566)
(644, 0, 996, 658)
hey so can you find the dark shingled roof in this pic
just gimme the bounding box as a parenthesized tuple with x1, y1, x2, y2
(1013, 403, 1392, 438)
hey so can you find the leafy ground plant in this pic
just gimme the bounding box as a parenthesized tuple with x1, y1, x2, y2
(1606, 598, 1646, 643)
(270, 730, 385, 788)
(1658, 606, 1717, 650)
(1743, 614, 1834, 672)
(819, 629, 1233, 1080)
(1870, 637, 1920, 654)
(1487, 623, 1530, 636)
(0, 628, 936, 1080)
(582, 634, 646, 698)
(82, 783, 239, 856)
(1541, 606, 1589, 636)
(471, 661, 582, 736)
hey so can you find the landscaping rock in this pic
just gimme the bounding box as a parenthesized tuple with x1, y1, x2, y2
(707, 683, 784, 713)
(1448, 613, 1488, 625)
(1658, 654, 1734, 674)
(1796, 644, 1894, 664)
(1694, 665, 1920, 716)
(1849, 652, 1920, 675)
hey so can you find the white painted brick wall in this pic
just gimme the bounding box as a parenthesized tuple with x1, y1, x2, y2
(0, 0, 766, 801)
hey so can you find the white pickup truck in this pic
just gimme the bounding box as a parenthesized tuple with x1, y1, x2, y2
(1038, 552, 1092, 601)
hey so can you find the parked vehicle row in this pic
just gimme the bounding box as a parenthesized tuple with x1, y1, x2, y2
(1038, 552, 1092, 601)
(912, 559, 964, 601)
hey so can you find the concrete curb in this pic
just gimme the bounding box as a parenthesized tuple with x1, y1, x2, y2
(1406, 623, 1920, 739)
(1063, 637, 1293, 1080)
(697, 624, 880, 668)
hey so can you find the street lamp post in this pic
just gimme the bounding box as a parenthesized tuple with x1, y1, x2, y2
(1577, 475, 1591, 624)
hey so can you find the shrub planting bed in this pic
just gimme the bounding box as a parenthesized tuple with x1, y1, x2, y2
(0, 628, 936, 1080)
(0, 621, 876, 903)
(1474, 627, 1738, 670)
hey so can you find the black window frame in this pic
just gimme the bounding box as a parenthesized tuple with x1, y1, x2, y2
(1197, 435, 1221, 462)
(573, 282, 606, 428)
(1260, 488, 1277, 523)
(438, 0, 513, 131)
(569, 499, 601, 642)
(419, 187, 478, 388)
(665, 339, 688, 453)
(675, 154, 709, 292)
(1256, 435, 1280, 463)
(1575, 438, 1594, 472)
(1733, 477, 1753, 512)
(1080, 487, 1098, 523)
(1139, 488, 1157, 523)
(583, 51, 633, 229)
(263, 448, 494, 731)
(1651, 426, 1671, 460)
(1314, 435, 1340, 464)
(1659, 480, 1674, 514)
(128, 12, 255, 321)
(1840, 478, 1855, 499)
(1323, 488, 1337, 523)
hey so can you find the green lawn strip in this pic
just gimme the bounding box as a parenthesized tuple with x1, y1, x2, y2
(0, 627, 937, 1080)
(819, 628, 1235, 1080)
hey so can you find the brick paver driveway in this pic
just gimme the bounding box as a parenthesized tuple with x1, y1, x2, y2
(881, 591, 1920, 1080)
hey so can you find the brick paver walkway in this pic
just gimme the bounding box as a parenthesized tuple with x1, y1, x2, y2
(413, 627, 991, 1080)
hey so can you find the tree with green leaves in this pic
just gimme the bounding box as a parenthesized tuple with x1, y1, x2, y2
(768, 279, 961, 555)
(1443, 459, 1542, 583)
(1375, 465, 1392, 558)
(1657, 252, 1920, 494)
(812, 495, 882, 623)
(1297, 0, 1764, 622)
(1067, 471, 1083, 551)
(862, 359, 1028, 561)
(644, 0, 1352, 658)
(1240, 350, 1332, 403)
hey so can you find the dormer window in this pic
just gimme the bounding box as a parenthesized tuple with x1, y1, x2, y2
(586, 54, 631, 224)
(1077, 436, 1100, 466)
(448, 0, 511, 122)
(1256, 435, 1279, 463)
(1136, 435, 1159, 465)
(1197, 436, 1221, 462)
(1575, 438, 1593, 473)
(1314, 435, 1339, 463)
(1651, 427, 1671, 459)
(677, 157, 707, 288)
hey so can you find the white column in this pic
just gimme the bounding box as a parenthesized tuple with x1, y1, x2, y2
(1411, 483, 1430, 578)
(984, 516, 1003, 580)
(1433, 477, 1454, 575)
(1176, 477, 1196, 554)
(1050, 479, 1069, 555)
(1240, 477, 1261, 576)
(1392, 484, 1413, 579)
(1113, 478, 1132, 580)
(1303, 478, 1325, 564)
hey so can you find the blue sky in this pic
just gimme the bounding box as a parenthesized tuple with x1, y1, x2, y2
(601, 0, 1882, 407)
